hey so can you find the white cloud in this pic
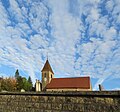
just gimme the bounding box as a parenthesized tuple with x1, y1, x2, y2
(0, 0, 119, 89)
(9, 0, 24, 22)
(105, 0, 114, 12)
(75, 0, 120, 89)
(112, 88, 120, 90)
(0, 73, 9, 78)
(86, 8, 100, 23)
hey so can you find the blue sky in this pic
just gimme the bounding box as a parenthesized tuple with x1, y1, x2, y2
(0, 0, 120, 90)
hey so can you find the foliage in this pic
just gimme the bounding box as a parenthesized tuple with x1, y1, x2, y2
(16, 76, 23, 91)
(27, 76, 33, 91)
(0, 69, 33, 92)
(28, 76, 32, 84)
(0, 77, 17, 91)
(0, 78, 2, 91)
(14, 70, 33, 91)
(21, 77, 32, 91)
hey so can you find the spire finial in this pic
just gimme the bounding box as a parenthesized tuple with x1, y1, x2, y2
(47, 52, 48, 60)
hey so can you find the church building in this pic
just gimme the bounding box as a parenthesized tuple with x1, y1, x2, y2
(35, 59, 92, 92)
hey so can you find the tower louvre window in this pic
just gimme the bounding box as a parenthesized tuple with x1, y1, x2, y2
(51, 74, 52, 78)
(44, 73, 46, 77)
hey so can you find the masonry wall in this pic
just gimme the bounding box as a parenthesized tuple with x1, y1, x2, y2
(0, 91, 120, 112)
(46, 88, 91, 91)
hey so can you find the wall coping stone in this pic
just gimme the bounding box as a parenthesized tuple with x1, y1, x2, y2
(0, 91, 120, 97)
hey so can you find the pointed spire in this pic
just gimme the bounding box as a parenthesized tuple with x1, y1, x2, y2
(41, 59, 54, 74)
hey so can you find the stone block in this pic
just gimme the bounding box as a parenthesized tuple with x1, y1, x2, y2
(44, 110, 52, 112)
(63, 103, 74, 111)
(95, 97, 105, 104)
(52, 103, 62, 110)
(77, 97, 84, 104)
(55, 97, 65, 103)
(73, 104, 84, 112)
(104, 98, 113, 105)
(31, 96, 39, 102)
(39, 96, 48, 103)
(39, 103, 50, 109)
(65, 97, 78, 104)
(47, 96, 55, 103)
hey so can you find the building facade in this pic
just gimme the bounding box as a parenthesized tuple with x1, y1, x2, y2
(35, 59, 92, 91)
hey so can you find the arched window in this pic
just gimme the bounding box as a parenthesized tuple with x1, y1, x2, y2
(51, 74, 52, 78)
(44, 73, 46, 78)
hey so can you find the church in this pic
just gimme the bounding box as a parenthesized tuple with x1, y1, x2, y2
(35, 59, 92, 92)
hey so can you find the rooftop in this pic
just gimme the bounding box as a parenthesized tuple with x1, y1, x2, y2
(46, 77, 91, 89)
(41, 60, 54, 74)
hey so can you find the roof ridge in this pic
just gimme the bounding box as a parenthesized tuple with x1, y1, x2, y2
(52, 76, 90, 79)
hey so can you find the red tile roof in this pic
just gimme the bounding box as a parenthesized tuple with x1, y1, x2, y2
(46, 77, 91, 89)
(41, 60, 54, 74)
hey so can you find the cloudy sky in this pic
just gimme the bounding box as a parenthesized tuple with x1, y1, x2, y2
(0, 0, 120, 90)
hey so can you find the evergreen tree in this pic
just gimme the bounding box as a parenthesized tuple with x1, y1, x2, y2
(14, 69, 33, 91)
(22, 77, 29, 91)
(17, 76, 23, 91)
(27, 76, 33, 91)
(15, 69, 19, 79)
(15, 69, 23, 91)
(28, 76, 32, 84)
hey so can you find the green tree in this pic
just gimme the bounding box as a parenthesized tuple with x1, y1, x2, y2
(15, 69, 19, 79)
(22, 77, 28, 91)
(0, 77, 2, 91)
(14, 69, 33, 91)
(21, 77, 32, 91)
(28, 76, 32, 84)
(27, 76, 33, 91)
(15, 69, 21, 91)
(16, 76, 23, 91)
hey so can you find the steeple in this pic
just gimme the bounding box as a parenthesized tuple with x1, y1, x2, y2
(41, 59, 54, 74)
(41, 59, 54, 91)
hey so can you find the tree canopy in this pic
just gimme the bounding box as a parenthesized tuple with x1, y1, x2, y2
(0, 69, 33, 92)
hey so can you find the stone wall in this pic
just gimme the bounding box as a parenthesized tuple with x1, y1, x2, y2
(0, 91, 120, 112)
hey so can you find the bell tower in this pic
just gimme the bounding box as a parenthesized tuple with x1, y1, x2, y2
(41, 59, 54, 91)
